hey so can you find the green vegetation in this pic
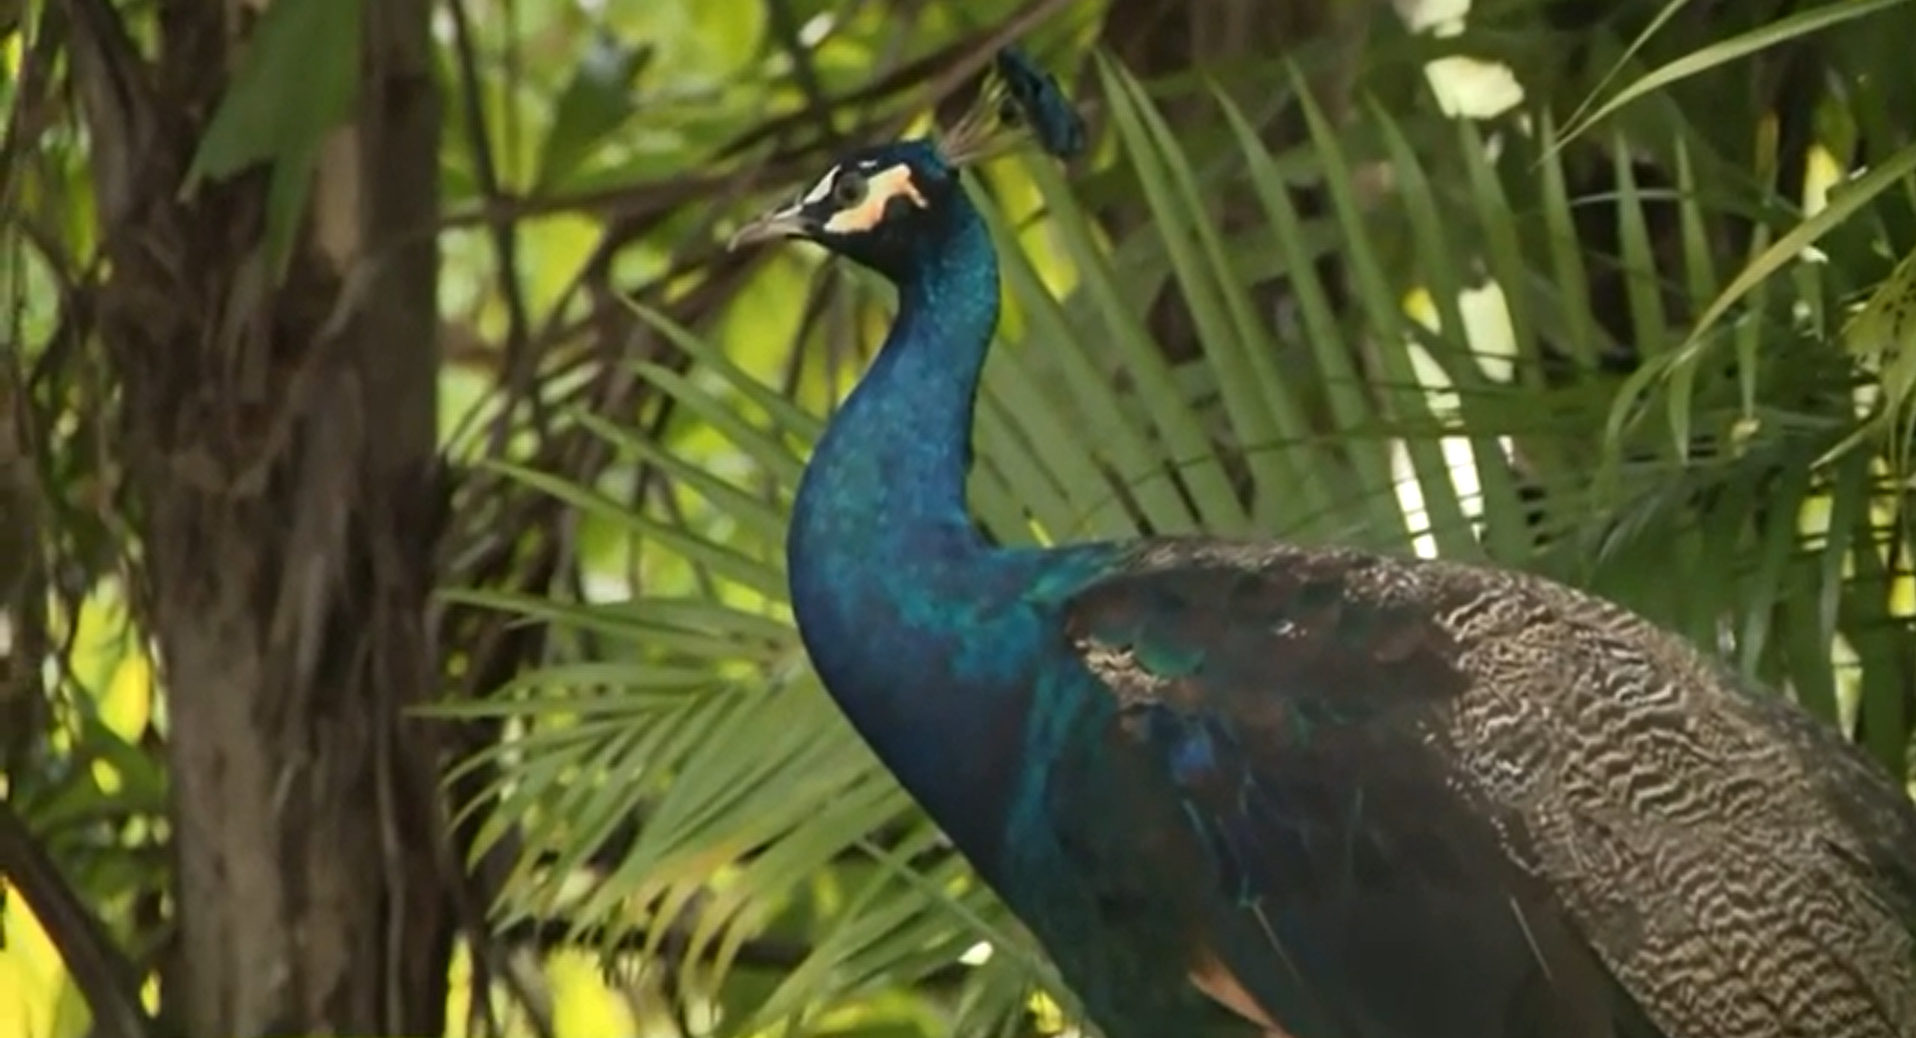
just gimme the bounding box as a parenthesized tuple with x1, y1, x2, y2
(2, 0, 1913, 1035)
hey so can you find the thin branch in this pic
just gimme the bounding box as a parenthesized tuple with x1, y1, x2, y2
(718, 0, 1081, 160)
(443, 0, 542, 452)
(764, 0, 840, 147)
(0, 798, 158, 1038)
(60, 0, 165, 230)
(0, 0, 62, 221)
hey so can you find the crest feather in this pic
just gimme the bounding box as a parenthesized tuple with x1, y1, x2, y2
(937, 47, 1086, 167)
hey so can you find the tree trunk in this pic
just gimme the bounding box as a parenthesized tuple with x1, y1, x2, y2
(68, 0, 453, 1032)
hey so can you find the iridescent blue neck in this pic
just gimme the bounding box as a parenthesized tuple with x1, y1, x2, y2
(791, 208, 997, 561)
(787, 194, 1035, 862)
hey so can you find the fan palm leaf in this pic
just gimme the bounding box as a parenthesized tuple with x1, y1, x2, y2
(446, 33, 1916, 1035)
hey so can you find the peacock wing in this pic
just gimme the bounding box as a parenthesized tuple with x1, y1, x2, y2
(1050, 538, 1916, 1038)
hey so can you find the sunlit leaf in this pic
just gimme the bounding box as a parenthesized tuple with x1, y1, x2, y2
(182, 0, 363, 275)
(535, 33, 652, 190)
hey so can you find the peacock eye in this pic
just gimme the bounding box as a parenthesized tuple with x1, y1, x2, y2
(831, 171, 869, 207)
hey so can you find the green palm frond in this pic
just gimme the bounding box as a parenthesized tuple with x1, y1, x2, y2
(1564, 0, 1916, 144)
(446, 37, 1915, 1036)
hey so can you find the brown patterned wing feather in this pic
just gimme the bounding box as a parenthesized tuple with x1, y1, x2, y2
(1057, 537, 1916, 1038)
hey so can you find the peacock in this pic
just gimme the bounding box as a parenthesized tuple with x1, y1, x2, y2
(729, 48, 1916, 1038)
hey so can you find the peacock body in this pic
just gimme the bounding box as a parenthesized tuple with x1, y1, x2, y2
(729, 51, 1916, 1038)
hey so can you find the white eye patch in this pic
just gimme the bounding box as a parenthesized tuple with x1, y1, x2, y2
(817, 164, 929, 236)
(799, 168, 840, 206)
(797, 159, 879, 206)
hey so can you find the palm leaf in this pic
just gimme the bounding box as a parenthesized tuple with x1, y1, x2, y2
(451, 34, 1916, 1036)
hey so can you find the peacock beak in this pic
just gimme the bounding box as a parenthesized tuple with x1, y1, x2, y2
(728, 204, 814, 250)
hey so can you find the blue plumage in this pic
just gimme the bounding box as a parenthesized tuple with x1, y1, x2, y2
(729, 48, 1916, 1038)
(993, 46, 1087, 158)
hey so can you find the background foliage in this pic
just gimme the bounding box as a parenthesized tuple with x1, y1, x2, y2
(3, 0, 1915, 1035)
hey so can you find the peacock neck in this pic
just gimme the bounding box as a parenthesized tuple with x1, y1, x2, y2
(793, 208, 998, 557)
(787, 196, 1038, 866)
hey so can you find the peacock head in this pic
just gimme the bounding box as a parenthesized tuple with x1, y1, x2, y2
(728, 46, 1085, 282)
(727, 140, 964, 282)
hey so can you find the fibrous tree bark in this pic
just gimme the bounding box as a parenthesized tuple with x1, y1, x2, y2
(63, 0, 455, 1032)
